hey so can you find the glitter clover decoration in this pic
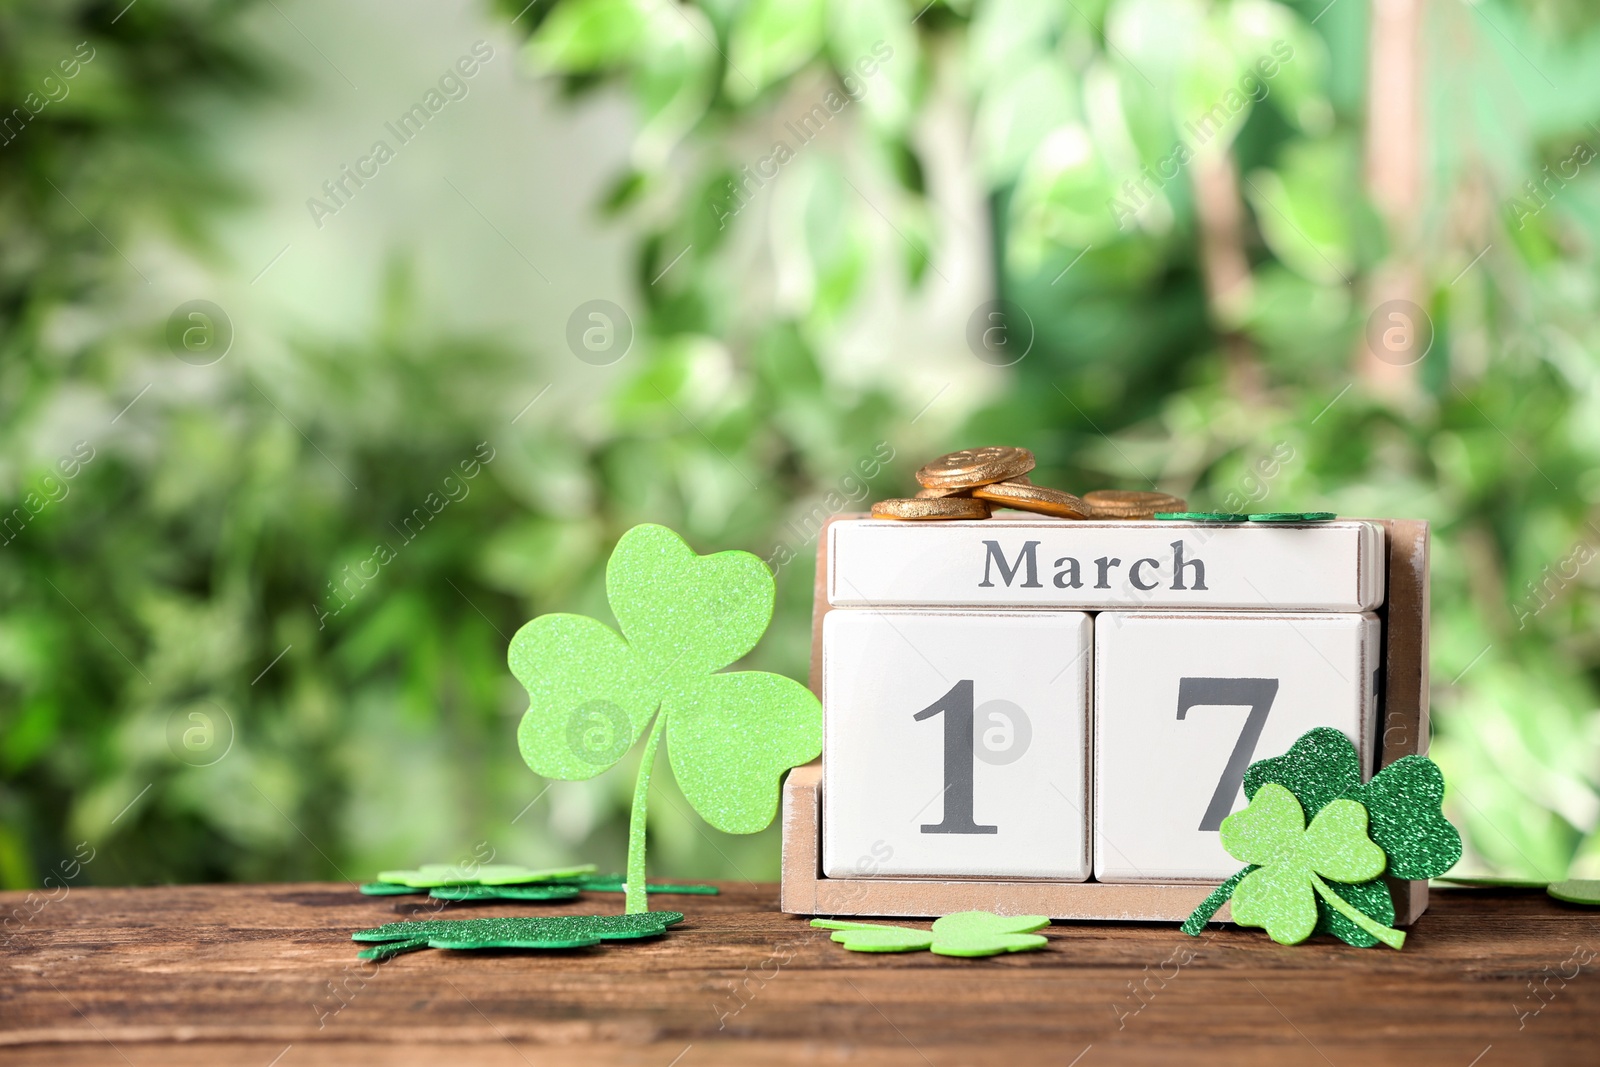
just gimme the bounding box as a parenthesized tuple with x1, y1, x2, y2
(372, 863, 597, 888)
(1184, 727, 1462, 947)
(352, 913, 684, 960)
(1243, 728, 1462, 882)
(509, 523, 822, 914)
(357, 867, 718, 901)
(1218, 783, 1403, 949)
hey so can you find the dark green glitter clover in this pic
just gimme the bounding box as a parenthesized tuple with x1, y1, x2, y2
(426, 876, 717, 902)
(425, 884, 583, 902)
(1247, 512, 1337, 522)
(352, 912, 684, 960)
(358, 866, 719, 901)
(1245, 728, 1461, 881)
(1184, 727, 1460, 947)
(1154, 512, 1250, 522)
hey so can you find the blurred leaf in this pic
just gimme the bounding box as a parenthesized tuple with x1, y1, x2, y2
(528, 0, 651, 72)
(725, 0, 828, 102)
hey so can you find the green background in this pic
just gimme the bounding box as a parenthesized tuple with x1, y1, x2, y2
(2, 0, 1598, 889)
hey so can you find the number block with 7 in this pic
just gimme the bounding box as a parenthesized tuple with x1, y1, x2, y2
(1093, 611, 1381, 882)
(821, 610, 1093, 880)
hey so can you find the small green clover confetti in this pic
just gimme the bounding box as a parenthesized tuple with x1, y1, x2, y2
(1220, 783, 1404, 949)
(510, 524, 822, 914)
(811, 912, 1050, 958)
(1185, 727, 1461, 946)
(811, 920, 934, 953)
(352, 912, 684, 960)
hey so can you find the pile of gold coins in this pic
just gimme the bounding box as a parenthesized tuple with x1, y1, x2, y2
(870, 447, 1186, 521)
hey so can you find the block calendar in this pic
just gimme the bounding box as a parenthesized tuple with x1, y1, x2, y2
(783, 515, 1432, 924)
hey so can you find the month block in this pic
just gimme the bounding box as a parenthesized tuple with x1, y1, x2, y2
(1094, 611, 1381, 882)
(822, 610, 1093, 880)
(828, 519, 1385, 611)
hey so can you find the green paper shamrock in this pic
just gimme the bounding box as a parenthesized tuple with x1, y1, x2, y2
(1219, 783, 1404, 949)
(509, 524, 821, 914)
(352, 912, 684, 960)
(1185, 727, 1460, 946)
(811, 912, 1050, 957)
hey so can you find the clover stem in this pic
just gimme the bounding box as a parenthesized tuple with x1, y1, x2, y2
(1309, 874, 1406, 950)
(625, 712, 666, 915)
(1182, 865, 1256, 936)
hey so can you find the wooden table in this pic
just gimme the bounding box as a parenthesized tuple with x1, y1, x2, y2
(2, 882, 1595, 1065)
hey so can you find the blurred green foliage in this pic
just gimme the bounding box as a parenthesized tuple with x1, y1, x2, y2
(501, 0, 1600, 881)
(1, 0, 1597, 890)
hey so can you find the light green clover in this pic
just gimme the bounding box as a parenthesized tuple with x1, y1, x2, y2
(1185, 727, 1462, 946)
(810, 920, 934, 953)
(373, 863, 597, 888)
(1220, 783, 1404, 950)
(510, 523, 821, 914)
(811, 912, 1050, 957)
(1548, 879, 1600, 905)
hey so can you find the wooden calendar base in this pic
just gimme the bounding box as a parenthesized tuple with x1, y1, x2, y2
(781, 762, 1233, 921)
(781, 516, 1431, 925)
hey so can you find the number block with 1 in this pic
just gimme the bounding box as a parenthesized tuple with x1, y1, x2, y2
(1094, 611, 1381, 882)
(822, 610, 1093, 880)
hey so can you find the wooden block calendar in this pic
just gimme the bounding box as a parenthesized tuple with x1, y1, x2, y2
(781, 514, 1432, 924)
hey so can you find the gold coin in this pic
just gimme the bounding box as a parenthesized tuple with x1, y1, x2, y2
(871, 497, 991, 521)
(972, 480, 1089, 519)
(916, 446, 1035, 490)
(1082, 489, 1187, 519)
(917, 474, 1026, 499)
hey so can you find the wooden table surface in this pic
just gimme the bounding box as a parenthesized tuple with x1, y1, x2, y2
(2, 881, 1596, 1065)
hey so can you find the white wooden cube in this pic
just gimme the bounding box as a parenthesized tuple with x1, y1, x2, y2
(1094, 611, 1380, 882)
(828, 519, 1385, 611)
(822, 609, 1093, 880)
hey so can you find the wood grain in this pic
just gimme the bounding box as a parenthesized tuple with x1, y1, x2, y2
(2, 881, 1596, 1065)
(1380, 518, 1432, 926)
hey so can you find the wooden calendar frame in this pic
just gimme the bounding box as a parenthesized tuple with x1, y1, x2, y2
(779, 515, 1432, 924)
